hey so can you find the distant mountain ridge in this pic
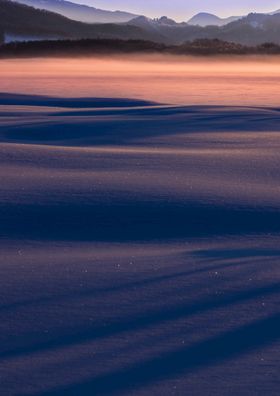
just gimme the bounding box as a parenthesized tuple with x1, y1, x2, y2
(9, 0, 280, 28)
(128, 12, 280, 45)
(3, 0, 280, 47)
(187, 12, 241, 27)
(13, 0, 138, 23)
(187, 9, 280, 27)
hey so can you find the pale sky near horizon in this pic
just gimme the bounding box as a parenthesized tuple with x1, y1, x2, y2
(70, 0, 280, 20)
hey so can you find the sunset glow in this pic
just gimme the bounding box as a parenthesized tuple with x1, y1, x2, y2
(1, 56, 280, 105)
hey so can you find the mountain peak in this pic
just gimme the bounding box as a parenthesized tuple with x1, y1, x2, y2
(193, 12, 218, 17)
(188, 12, 241, 26)
(155, 16, 177, 26)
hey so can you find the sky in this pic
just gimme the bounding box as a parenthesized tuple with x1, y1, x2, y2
(72, 0, 280, 20)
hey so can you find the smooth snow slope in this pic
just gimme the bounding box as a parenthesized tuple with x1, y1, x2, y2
(0, 97, 279, 395)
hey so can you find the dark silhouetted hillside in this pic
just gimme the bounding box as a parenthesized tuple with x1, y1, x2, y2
(0, 0, 149, 41)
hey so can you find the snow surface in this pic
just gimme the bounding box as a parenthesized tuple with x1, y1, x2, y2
(0, 96, 279, 395)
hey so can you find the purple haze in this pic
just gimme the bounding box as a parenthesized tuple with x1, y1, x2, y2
(70, 0, 280, 20)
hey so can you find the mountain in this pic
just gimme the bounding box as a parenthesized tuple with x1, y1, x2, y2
(3, 1, 280, 48)
(0, 0, 149, 43)
(128, 16, 193, 44)
(187, 12, 241, 27)
(129, 16, 222, 44)
(129, 12, 280, 46)
(127, 16, 182, 43)
(220, 12, 280, 44)
(153, 16, 181, 26)
(187, 9, 280, 27)
(14, 0, 138, 24)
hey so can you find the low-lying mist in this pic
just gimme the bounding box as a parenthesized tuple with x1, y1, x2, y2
(1, 55, 280, 106)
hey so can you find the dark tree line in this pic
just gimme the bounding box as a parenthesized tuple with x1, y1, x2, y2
(1, 38, 280, 57)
